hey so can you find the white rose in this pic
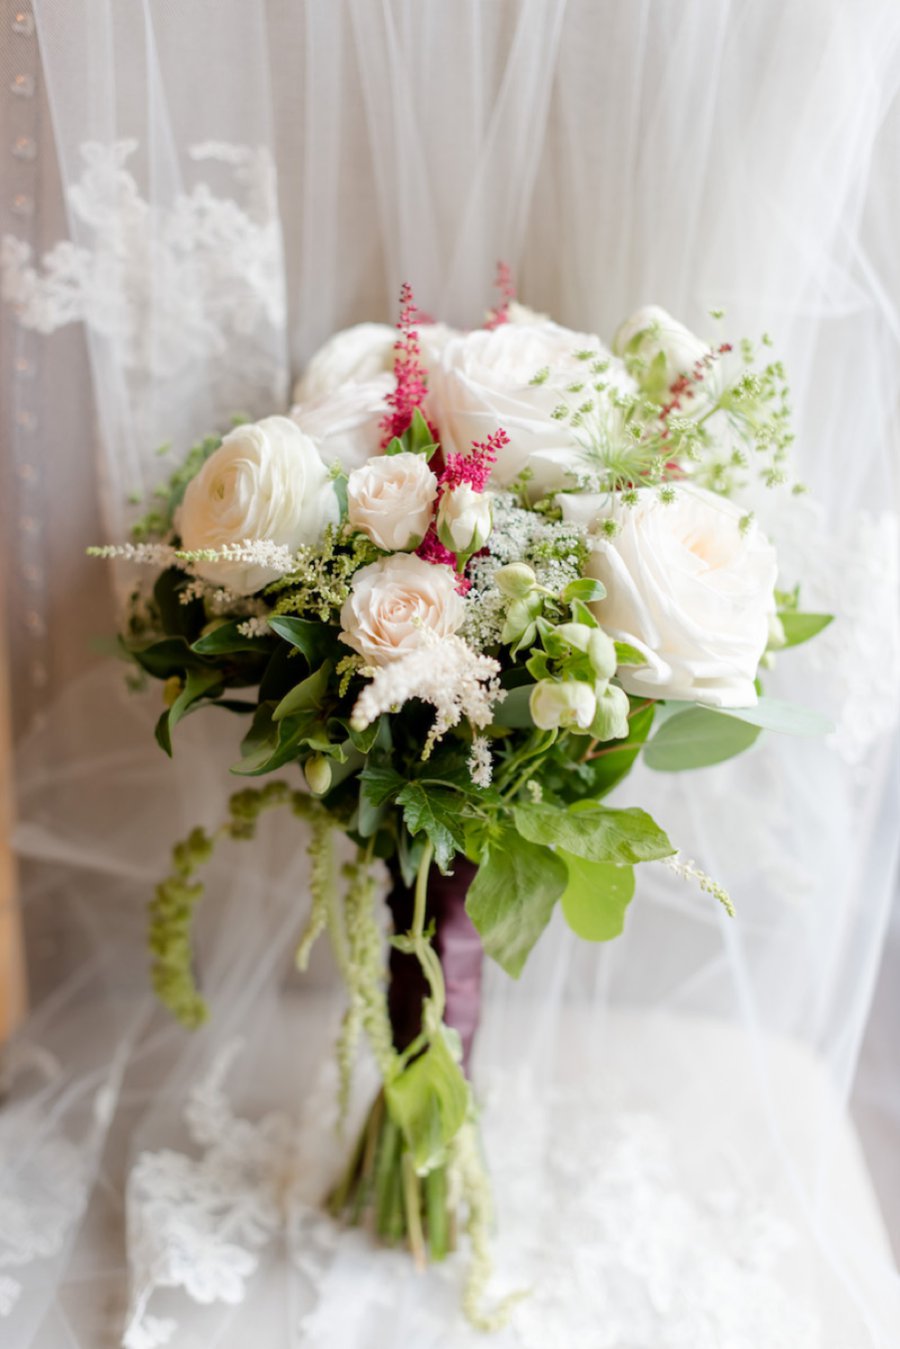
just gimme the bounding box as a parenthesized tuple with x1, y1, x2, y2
(347, 453, 438, 551)
(293, 323, 396, 402)
(340, 554, 465, 667)
(428, 321, 634, 494)
(613, 305, 709, 391)
(559, 485, 778, 707)
(178, 415, 338, 595)
(291, 375, 394, 475)
(436, 483, 492, 555)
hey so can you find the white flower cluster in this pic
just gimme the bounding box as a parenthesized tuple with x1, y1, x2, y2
(350, 630, 504, 759)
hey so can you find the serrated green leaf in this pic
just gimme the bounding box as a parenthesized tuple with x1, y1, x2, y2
(513, 801, 673, 864)
(384, 1032, 470, 1172)
(465, 829, 568, 977)
(559, 853, 635, 941)
(395, 783, 466, 873)
(777, 611, 833, 648)
(643, 704, 761, 771)
(359, 764, 407, 806)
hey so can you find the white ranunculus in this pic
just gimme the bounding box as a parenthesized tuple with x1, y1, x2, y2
(178, 415, 338, 595)
(347, 453, 438, 551)
(428, 321, 635, 493)
(559, 485, 778, 707)
(340, 553, 465, 667)
(293, 323, 396, 402)
(436, 483, 492, 555)
(613, 304, 709, 389)
(291, 375, 393, 475)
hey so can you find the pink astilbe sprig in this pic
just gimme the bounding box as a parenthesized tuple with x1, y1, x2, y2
(380, 282, 434, 447)
(417, 528, 472, 594)
(439, 428, 508, 494)
(485, 261, 516, 330)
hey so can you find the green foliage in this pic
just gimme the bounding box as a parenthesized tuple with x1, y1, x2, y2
(643, 704, 762, 771)
(558, 854, 635, 941)
(465, 828, 568, 977)
(384, 1032, 470, 1172)
(395, 783, 467, 873)
(154, 666, 224, 756)
(777, 611, 833, 648)
(513, 800, 674, 865)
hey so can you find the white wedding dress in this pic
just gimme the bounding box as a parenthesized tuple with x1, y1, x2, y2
(2, 3, 900, 1346)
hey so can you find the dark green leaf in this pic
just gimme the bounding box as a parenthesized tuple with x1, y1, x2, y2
(359, 764, 407, 806)
(513, 801, 673, 864)
(559, 853, 635, 941)
(465, 828, 568, 977)
(395, 783, 466, 873)
(268, 615, 332, 668)
(273, 661, 332, 722)
(191, 621, 272, 655)
(155, 666, 224, 756)
(490, 683, 536, 729)
(153, 567, 203, 638)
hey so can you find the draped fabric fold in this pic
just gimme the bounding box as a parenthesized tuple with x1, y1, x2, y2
(2, 2, 900, 1345)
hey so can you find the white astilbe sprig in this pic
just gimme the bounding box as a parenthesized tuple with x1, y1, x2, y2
(468, 736, 494, 788)
(350, 632, 504, 766)
(88, 537, 299, 576)
(175, 539, 297, 574)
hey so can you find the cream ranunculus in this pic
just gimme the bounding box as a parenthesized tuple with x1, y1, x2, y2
(339, 554, 465, 667)
(293, 323, 396, 402)
(291, 375, 393, 475)
(427, 321, 635, 494)
(613, 305, 709, 390)
(436, 483, 492, 555)
(347, 453, 438, 551)
(559, 485, 778, 707)
(178, 415, 338, 595)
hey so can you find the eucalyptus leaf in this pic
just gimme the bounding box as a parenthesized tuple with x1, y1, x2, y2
(712, 697, 833, 736)
(643, 704, 761, 771)
(465, 830, 568, 977)
(559, 853, 635, 941)
(489, 683, 536, 729)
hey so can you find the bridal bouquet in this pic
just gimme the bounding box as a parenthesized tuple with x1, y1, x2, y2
(93, 279, 830, 1320)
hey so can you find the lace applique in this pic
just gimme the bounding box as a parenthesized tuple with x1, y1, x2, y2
(0, 1104, 90, 1319)
(123, 1041, 340, 1349)
(1, 140, 285, 380)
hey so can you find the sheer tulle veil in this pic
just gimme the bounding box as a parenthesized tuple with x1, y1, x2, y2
(2, 2, 900, 1345)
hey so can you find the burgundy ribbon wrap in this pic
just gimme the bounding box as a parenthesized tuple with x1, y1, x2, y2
(386, 857, 482, 1074)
